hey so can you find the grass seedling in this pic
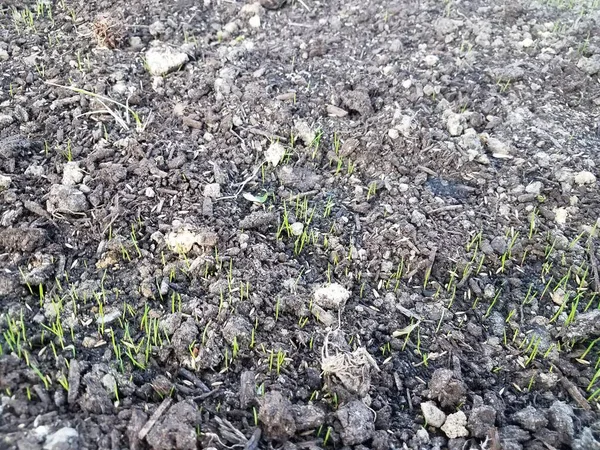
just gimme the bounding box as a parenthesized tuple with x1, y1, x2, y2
(276, 350, 286, 374)
(323, 426, 333, 446)
(57, 375, 69, 391)
(528, 208, 538, 239)
(484, 288, 502, 319)
(31, 365, 50, 390)
(366, 182, 377, 201)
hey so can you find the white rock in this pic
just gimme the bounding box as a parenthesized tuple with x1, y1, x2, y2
(421, 401, 446, 428)
(0, 174, 11, 190)
(265, 142, 286, 167)
(411, 210, 427, 227)
(402, 79, 412, 89)
(43, 427, 79, 450)
(397, 115, 414, 137)
(203, 183, 221, 198)
(441, 411, 469, 439)
(165, 226, 217, 254)
(424, 54, 439, 67)
(145, 46, 189, 76)
(388, 128, 400, 140)
(525, 181, 542, 195)
(47, 185, 89, 213)
(145, 187, 155, 198)
(241, 2, 263, 17)
(314, 283, 351, 310)
(294, 120, 316, 146)
(101, 373, 117, 394)
(446, 113, 463, 136)
(249, 15, 261, 28)
(148, 20, 166, 36)
(577, 55, 600, 76)
(0, 49, 8, 61)
(521, 38, 534, 48)
(574, 170, 596, 186)
(290, 222, 304, 236)
(554, 207, 568, 225)
(62, 162, 84, 186)
(0, 114, 14, 129)
(33, 425, 50, 441)
(459, 128, 482, 151)
(486, 137, 513, 159)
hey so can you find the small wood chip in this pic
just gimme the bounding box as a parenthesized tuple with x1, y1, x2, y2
(138, 397, 172, 441)
(326, 104, 348, 117)
(182, 116, 203, 129)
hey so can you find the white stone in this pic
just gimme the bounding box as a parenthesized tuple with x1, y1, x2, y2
(446, 113, 463, 136)
(203, 183, 221, 198)
(294, 120, 316, 146)
(249, 15, 261, 28)
(525, 181, 542, 195)
(149, 20, 166, 36)
(411, 210, 427, 227)
(421, 401, 446, 428)
(0, 175, 11, 190)
(0, 49, 8, 61)
(43, 427, 79, 450)
(441, 411, 469, 439)
(62, 162, 84, 186)
(165, 226, 217, 254)
(145, 46, 189, 76)
(554, 207, 568, 225)
(388, 128, 400, 140)
(521, 38, 534, 48)
(487, 137, 513, 159)
(577, 55, 600, 76)
(314, 283, 351, 310)
(574, 170, 596, 186)
(265, 142, 286, 167)
(290, 222, 304, 236)
(0, 114, 13, 129)
(145, 187, 155, 198)
(424, 54, 439, 67)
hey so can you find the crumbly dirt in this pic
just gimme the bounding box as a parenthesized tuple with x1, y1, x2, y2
(1, 0, 600, 449)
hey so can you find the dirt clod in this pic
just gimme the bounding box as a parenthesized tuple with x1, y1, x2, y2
(335, 400, 374, 445)
(258, 391, 296, 441)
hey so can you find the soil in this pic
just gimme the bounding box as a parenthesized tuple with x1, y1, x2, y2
(1, 0, 600, 449)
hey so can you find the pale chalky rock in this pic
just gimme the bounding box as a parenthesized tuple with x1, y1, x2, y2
(145, 46, 189, 76)
(314, 283, 351, 310)
(421, 401, 446, 428)
(441, 411, 469, 439)
(574, 170, 596, 186)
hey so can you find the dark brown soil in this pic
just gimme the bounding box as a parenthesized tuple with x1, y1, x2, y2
(1, 1, 600, 449)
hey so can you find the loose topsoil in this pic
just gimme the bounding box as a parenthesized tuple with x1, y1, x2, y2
(1, 0, 600, 449)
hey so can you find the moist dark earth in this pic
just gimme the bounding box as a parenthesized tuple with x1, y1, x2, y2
(1, 0, 600, 449)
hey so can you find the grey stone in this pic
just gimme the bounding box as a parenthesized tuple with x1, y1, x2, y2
(577, 55, 600, 75)
(221, 315, 252, 346)
(43, 427, 79, 450)
(292, 404, 325, 431)
(336, 400, 374, 445)
(341, 90, 373, 116)
(46, 185, 89, 214)
(513, 406, 547, 432)
(146, 401, 200, 450)
(468, 406, 496, 438)
(259, 391, 296, 441)
(548, 401, 574, 444)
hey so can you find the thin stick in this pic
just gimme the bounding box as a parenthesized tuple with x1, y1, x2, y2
(138, 397, 172, 441)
